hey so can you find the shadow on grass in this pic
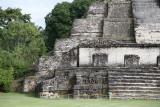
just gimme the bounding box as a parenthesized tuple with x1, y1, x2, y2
(24, 93, 36, 97)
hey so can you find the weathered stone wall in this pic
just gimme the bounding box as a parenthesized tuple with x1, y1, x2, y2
(74, 69, 108, 99)
(103, 18, 134, 42)
(54, 37, 92, 52)
(60, 48, 78, 68)
(36, 48, 78, 76)
(35, 56, 61, 76)
(36, 69, 76, 98)
(23, 76, 42, 93)
(79, 47, 160, 67)
(108, 0, 132, 18)
(132, 0, 160, 43)
(103, 0, 135, 42)
(71, 19, 103, 37)
(87, 2, 108, 18)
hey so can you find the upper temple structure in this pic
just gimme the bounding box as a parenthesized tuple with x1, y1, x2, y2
(24, 0, 160, 99)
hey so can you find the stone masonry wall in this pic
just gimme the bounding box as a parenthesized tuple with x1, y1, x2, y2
(71, 19, 103, 37)
(132, 0, 160, 43)
(79, 47, 160, 67)
(103, 0, 135, 42)
(87, 2, 108, 18)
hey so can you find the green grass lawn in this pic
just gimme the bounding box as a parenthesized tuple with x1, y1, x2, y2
(0, 93, 160, 107)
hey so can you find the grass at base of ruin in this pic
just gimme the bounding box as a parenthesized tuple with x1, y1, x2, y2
(0, 93, 160, 107)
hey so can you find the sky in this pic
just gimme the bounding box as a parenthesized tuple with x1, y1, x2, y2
(0, 0, 74, 28)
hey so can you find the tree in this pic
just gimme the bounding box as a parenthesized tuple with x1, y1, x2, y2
(45, 2, 72, 51)
(0, 7, 30, 29)
(1, 21, 40, 51)
(0, 7, 46, 91)
(1, 21, 46, 78)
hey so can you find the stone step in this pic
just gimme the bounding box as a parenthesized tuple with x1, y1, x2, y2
(132, 0, 159, 2)
(109, 90, 160, 93)
(109, 76, 160, 80)
(109, 87, 160, 90)
(135, 25, 160, 30)
(109, 73, 160, 76)
(109, 86, 160, 89)
(109, 82, 160, 86)
(109, 79, 160, 83)
(111, 96, 160, 100)
(109, 72, 160, 76)
(112, 92, 160, 96)
(132, 2, 159, 5)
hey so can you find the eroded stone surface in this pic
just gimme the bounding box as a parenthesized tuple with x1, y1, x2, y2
(124, 54, 140, 67)
(132, 0, 160, 43)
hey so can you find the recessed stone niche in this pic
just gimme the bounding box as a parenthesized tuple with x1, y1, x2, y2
(157, 56, 160, 67)
(92, 53, 108, 67)
(124, 55, 140, 67)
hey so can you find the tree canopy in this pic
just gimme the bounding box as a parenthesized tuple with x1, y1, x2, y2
(0, 8, 46, 92)
(0, 7, 30, 29)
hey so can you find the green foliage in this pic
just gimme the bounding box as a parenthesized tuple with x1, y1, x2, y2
(0, 51, 14, 92)
(0, 68, 13, 92)
(0, 7, 46, 91)
(0, 7, 30, 29)
(1, 21, 40, 51)
(45, 0, 100, 51)
(45, 2, 72, 51)
(0, 21, 46, 79)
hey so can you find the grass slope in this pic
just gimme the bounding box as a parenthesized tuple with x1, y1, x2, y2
(0, 93, 160, 107)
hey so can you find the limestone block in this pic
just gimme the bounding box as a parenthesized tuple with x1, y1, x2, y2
(39, 92, 59, 99)
(87, 2, 107, 18)
(35, 56, 61, 76)
(54, 37, 94, 52)
(124, 54, 140, 67)
(103, 18, 134, 42)
(60, 48, 78, 68)
(108, 0, 132, 18)
(135, 24, 160, 44)
(40, 70, 76, 93)
(132, 0, 160, 44)
(76, 71, 108, 85)
(23, 77, 40, 93)
(74, 85, 108, 99)
(71, 19, 103, 37)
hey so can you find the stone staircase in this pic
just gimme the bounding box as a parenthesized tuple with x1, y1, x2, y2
(132, 0, 160, 43)
(108, 68, 160, 99)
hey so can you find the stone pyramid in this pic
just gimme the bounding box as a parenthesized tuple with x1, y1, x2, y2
(24, 0, 160, 99)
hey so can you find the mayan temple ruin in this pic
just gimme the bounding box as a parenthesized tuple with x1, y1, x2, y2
(24, 0, 160, 99)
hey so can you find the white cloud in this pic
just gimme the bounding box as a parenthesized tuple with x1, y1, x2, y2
(0, 0, 74, 28)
